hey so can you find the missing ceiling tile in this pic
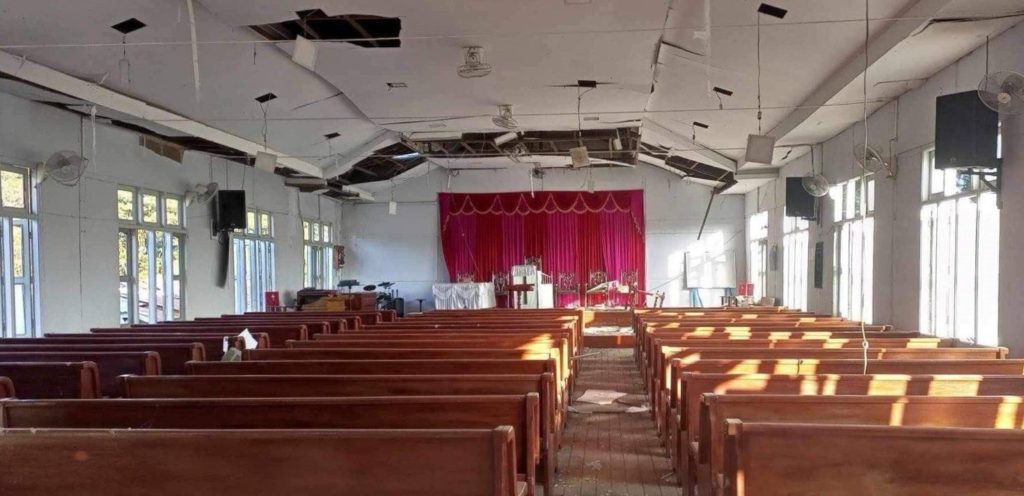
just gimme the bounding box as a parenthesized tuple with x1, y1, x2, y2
(112, 18, 147, 35)
(386, 82, 408, 89)
(693, 121, 709, 129)
(757, 3, 788, 19)
(324, 132, 341, 139)
(712, 86, 734, 96)
(255, 92, 278, 103)
(249, 11, 402, 48)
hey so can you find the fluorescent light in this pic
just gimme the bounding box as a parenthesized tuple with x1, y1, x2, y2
(392, 152, 421, 160)
(494, 132, 520, 146)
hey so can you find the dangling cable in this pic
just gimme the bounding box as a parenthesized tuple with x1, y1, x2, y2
(756, 13, 763, 134)
(859, 0, 871, 374)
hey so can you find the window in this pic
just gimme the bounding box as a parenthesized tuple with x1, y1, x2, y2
(303, 219, 334, 289)
(118, 187, 185, 324)
(234, 209, 276, 313)
(919, 148, 999, 344)
(831, 176, 874, 322)
(747, 211, 768, 301)
(783, 214, 809, 311)
(0, 165, 38, 337)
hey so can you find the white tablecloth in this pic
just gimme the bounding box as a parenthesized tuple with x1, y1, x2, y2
(432, 282, 497, 310)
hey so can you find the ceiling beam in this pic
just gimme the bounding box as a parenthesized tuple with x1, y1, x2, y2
(641, 118, 738, 171)
(322, 130, 401, 178)
(765, 0, 954, 144)
(0, 49, 348, 184)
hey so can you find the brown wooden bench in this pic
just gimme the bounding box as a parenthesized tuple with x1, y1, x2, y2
(701, 395, 1024, 496)
(0, 343, 203, 375)
(22, 336, 253, 361)
(0, 362, 100, 399)
(186, 357, 568, 430)
(722, 422, 1024, 496)
(0, 394, 543, 496)
(677, 373, 1024, 495)
(92, 325, 308, 347)
(0, 352, 159, 397)
(0, 376, 13, 398)
(188, 318, 340, 334)
(0, 427, 526, 496)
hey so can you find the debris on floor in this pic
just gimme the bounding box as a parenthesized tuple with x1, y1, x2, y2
(576, 389, 628, 405)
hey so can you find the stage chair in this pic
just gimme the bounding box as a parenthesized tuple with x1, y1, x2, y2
(556, 272, 579, 307)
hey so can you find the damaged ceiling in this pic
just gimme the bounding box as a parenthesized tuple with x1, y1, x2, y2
(0, 0, 1020, 198)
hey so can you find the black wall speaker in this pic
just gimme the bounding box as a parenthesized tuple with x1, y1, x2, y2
(935, 90, 1000, 170)
(214, 190, 246, 231)
(785, 177, 817, 220)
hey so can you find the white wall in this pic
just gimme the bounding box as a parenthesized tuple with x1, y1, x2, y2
(746, 22, 1024, 353)
(340, 165, 747, 310)
(0, 91, 342, 333)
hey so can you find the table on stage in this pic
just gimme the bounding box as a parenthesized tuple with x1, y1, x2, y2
(431, 282, 497, 310)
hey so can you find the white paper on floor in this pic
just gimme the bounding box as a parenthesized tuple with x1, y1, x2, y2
(626, 405, 651, 413)
(576, 389, 628, 405)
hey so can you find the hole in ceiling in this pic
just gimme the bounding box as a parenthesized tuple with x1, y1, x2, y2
(112, 18, 147, 35)
(255, 92, 278, 103)
(386, 82, 408, 89)
(712, 86, 734, 96)
(693, 121, 709, 129)
(324, 132, 341, 139)
(757, 3, 788, 19)
(249, 10, 401, 48)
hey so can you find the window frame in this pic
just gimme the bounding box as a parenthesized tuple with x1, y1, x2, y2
(783, 213, 810, 311)
(747, 211, 769, 301)
(0, 163, 39, 337)
(303, 218, 334, 289)
(830, 175, 875, 322)
(117, 186, 187, 324)
(233, 209, 277, 313)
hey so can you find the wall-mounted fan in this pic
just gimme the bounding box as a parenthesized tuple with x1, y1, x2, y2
(37, 150, 88, 187)
(492, 104, 518, 130)
(802, 147, 830, 197)
(184, 182, 219, 207)
(855, 145, 896, 178)
(978, 70, 1024, 115)
(457, 46, 493, 79)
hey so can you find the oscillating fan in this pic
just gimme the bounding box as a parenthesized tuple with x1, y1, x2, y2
(802, 149, 830, 197)
(492, 104, 518, 130)
(184, 182, 219, 207)
(38, 150, 88, 187)
(855, 145, 896, 178)
(457, 46, 493, 79)
(978, 70, 1024, 115)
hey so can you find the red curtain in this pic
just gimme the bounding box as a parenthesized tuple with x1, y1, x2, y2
(438, 190, 645, 308)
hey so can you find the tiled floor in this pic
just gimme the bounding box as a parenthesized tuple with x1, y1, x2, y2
(554, 348, 678, 496)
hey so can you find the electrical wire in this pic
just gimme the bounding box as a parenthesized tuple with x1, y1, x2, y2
(859, 0, 871, 375)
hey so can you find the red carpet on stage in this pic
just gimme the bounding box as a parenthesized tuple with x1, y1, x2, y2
(438, 190, 645, 307)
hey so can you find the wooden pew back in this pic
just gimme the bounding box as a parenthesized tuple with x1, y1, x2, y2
(0, 343, 203, 375)
(0, 352, 159, 397)
(724, 422, 1024, 496)
(0, 427, 522, 496)
(0, 362, 100, 399)
(0, 376, 13, 398)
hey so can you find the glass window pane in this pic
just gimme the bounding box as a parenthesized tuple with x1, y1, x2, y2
(141, 194, 159, 224)
(12, 224, 23, 278)
(246, 210, 257, 234)
(303, 221, 310, 241)
(137, 231, 151, 323)
(260, 213, 271, 237)
(118, 190, 135, 222)
(171, 235, 181, 277)
(1, 170, 25, 209)
(165, 197, 180, 226)
(312, 223, 321, 242)
(323, 224, 331, 243)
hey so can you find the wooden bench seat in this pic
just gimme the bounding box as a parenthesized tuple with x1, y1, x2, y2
(676, 373, 1024, 494)
(0, 352, 159, 397)
(0, 343, 203, 375)
(92, 325, 308, 347)
(0, 427, 526, 496)
(701, 395, 1024, 496)
(0, 376, 13, 398)
(188, 318, 341, 334)
(0, 362, 100, 399)
(22, 336, 253, 361)
(0, 394, 544, 496)
(723, 422, 1024, 496)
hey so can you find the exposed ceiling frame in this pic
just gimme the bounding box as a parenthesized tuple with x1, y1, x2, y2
(764, 0, 955, 147)
(0, 49, 375, 199)
(641, 118, 737, 172)
(322, 130, 402, 178)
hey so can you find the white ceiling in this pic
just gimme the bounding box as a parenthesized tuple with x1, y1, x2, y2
(0, 0, 1021, 195)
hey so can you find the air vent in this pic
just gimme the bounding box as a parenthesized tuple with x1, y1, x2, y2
(250, 10, 401, 48)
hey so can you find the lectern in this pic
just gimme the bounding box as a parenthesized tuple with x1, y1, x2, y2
(510, 264, 554, 309)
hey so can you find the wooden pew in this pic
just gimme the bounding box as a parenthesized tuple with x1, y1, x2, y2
(0, 395, 544, 496)
(185, 358, 567, 432)
(0, 427, 526, 496)
(722, 422, 1024, 496)
(0, 352, 159, 397)
(678, 373, 1024, 495)
(701, 395, 1024, 496)
(23, 336, 254, 361)
(0, 343, 203, 375)
(0, 362, 100, 399)
(186, 318, 339, 334)
(91, 325, 307, 347)
(0, 376, 13, 398)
